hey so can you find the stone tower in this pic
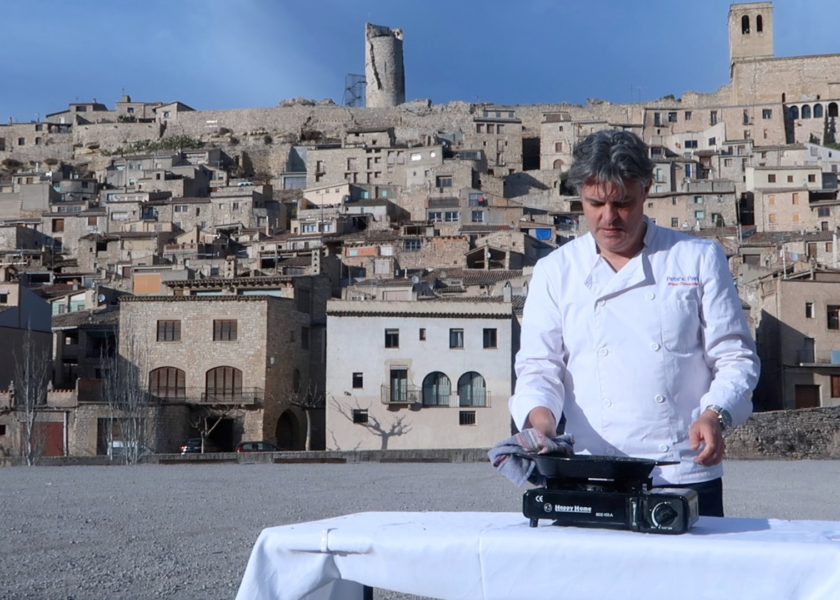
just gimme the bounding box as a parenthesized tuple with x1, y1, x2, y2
(364, 23, 405, 108)
(729, 2, 774, 65)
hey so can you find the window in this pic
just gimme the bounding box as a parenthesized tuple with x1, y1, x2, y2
(724, 158, 732, 167)
(149, 367, 186, 399)
(389, 368, 409, 402)
(554, 142, 563, 152)
(671, 198, 678, 205)
(762, 109, 773, 119)
(403, 239, 421, 252)
(808, 174, 817, 183)
(768, 195, 775, 205)
(418, 328, 426, 341)
(52, 218, 65, 232)
(174, 204, 188, 213)
(423, 372, 451, 406)
(476, 124, 484, 133)
(819, 207, 831, 217)
(385, 329, 399, 348)
(436, 176, 453, 188)
(483, 328, 497, 348)
(0, 292, 7, 304)
(410, 153, 421, 161)
(486, 124, 495, 134)
(671, 217, 679, 227)
(471, 211, 484, 223)
(768, 174, 776, 183)
(18, 137, 25, 146)
(806, 302, 815, 319)
(685, 111, 692, 121)
(347, 158, 357, 170)
(787, 175, 794, 183)
(459, 411, 476, 426)
(496, 124, 504, 134)
(352, 372, 363, 388)
(647, 202, 653, 208)
(684, 140, 698, 149)
(654, 112, 661, 126)
(428, 211, 442, 222)
(449, 328, 464, 348)
(301, 326, 310, 350)
(157, 320, 181, 342)
(231, 202, 240, 212)
(213, 320, 237, 341)
(444, 211, 459, 222)
(693, 196, 703, 204)
(792, 193, 799, 205)
(296, 288, 311, 313)
(710, 111, 718, 125)
(35, 137, 42, 145)
(458, 372, 487, 407)
(708, 137, 716, 146)
(0, 424, 5, 436)
(668, 112, 677, 123)
(768, 214, 776, 223)
(352, 409, 368, 424)
(828, 305, 840, 330)
(694, 210, 705, 220)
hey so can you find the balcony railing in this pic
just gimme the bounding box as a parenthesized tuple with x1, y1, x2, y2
(149, 387, 263, 405)
(381, 384, 421, 405)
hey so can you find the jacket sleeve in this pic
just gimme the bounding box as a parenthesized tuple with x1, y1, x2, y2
(698, 242, 760, 427)
(509, 258, 568, 432)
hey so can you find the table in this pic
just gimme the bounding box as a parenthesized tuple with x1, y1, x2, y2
(236, 511, 840, 600)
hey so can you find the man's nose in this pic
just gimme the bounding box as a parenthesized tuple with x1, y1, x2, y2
(603, 203, 619, 223)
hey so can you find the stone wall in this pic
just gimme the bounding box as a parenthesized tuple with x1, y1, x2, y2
(727, 406, 840, 459)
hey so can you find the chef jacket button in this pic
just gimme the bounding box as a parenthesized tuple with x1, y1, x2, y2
(646, 292, 655, 300)
(651, 342, 661, 351)
(659, 444, 669, 452)
(597, 299, 606, 307)
(599, 347, 609, 357)
(654, 394, 666, 403)
(602, 398, 611, 407)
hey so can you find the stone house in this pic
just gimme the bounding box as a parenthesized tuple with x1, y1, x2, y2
(647, 180, 738, 230)
(325, 298, 516, 451)
(753, 267, 840, 411)
(462, 106, 523, 174)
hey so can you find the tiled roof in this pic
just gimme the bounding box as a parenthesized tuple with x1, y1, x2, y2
(52, 307, 120, 330)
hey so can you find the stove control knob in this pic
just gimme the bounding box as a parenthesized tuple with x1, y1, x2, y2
(651, 502, 679, 528)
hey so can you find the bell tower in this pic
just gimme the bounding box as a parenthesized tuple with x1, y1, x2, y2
(728, 2, 774, 65)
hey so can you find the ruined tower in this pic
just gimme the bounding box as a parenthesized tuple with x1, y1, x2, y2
(364, 23, 405, 108)
(728, 2, 774, 65)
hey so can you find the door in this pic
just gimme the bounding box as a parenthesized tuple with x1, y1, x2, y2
(794, 385, 820, 409)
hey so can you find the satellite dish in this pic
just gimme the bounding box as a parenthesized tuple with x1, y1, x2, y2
(411, 275, 420, 284)
(790, 253, 800, 261)
(97, 294, 107, 303)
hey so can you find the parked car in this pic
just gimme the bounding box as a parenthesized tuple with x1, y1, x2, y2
(180, 438, 218, 454)
(235, 441, 278, 453)
(236, 180, 254, 187)
(107, 441, 155, 458)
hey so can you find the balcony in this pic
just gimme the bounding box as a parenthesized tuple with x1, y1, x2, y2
(149, 387, 263, 405)
(381, 384, 421, 405)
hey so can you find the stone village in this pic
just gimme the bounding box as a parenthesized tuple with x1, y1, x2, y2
(1, 2, 839, 460)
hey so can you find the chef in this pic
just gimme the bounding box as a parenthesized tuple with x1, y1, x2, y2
(509, 130, 760, 516)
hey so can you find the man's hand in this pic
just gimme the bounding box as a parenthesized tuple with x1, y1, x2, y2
(525, 407, 557, 437)
(689, 409, 725, 466)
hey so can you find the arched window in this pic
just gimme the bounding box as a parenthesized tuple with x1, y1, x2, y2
(814, 104, 824, 119)
(422, 372, 451, 406)
(789, 106, 800, 120)
(553, 159, 564, 170)
(756, 15, 763, 32)
(829, 103, 839, 118)
(149, 367, 185, 399)
(741, 15, 750, 34)
(205, 366, 242, 401)
(802, 105, 812, 119)
(458, 372, 487, 407)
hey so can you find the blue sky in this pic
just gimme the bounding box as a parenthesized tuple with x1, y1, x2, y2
(1, 0, 837, 122)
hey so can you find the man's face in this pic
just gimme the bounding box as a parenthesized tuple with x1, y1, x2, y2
(580, 179, 649, 260)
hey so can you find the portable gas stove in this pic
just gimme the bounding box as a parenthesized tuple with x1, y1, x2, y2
(522, 455, 699, 534)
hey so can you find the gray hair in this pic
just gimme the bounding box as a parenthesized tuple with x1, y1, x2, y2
(566, 130, 654, 195)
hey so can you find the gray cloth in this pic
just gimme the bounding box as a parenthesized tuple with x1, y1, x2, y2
(488, 429, 575, 487)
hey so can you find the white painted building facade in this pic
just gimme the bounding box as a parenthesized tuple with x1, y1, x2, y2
(325, 299, 515, 450)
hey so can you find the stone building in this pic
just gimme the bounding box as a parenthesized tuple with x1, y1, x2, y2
(325, 298, 516, 451)
(364, 23, 405, 108)
(753, 267, 840, 410)
(118, 273, 330, 451)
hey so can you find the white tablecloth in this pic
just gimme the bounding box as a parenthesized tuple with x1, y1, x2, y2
(236, 511, 840, 600)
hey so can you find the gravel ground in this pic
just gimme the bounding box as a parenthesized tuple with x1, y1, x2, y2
(1, 460, 839, 600)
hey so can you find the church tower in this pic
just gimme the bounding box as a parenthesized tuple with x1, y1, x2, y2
(729, 2, 774, 65)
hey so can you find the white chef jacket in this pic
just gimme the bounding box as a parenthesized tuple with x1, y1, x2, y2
(510, 217, 760, 485)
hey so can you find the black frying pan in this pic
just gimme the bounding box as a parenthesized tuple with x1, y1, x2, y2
(532, 455, 678, 481)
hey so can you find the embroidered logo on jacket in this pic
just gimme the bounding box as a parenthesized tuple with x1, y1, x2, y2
(667, 275, 699, 286)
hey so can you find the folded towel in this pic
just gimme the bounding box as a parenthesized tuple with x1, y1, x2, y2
(488, 429, 575, 487)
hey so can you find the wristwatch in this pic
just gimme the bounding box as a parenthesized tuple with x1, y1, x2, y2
(707, 404, 732, 432)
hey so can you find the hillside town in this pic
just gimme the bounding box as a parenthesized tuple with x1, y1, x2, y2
(2, 2, 840, 459)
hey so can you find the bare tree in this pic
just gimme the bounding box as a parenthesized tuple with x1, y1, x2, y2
(282, 382, 324, 451)
(188, 404, 240, 453)
(328, 395, 412, 450)
(13, 329, 51, 466)
(102, 312, 151, 465)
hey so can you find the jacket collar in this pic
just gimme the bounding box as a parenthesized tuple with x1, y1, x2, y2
(584, 216, 657, 297)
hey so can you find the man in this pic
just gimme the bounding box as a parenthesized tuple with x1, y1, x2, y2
(509, 130, 759, 516)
